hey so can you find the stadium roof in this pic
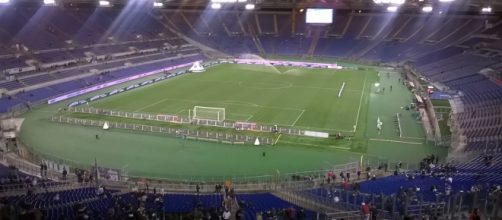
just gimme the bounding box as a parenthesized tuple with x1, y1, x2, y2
(6, 0, 502, 13)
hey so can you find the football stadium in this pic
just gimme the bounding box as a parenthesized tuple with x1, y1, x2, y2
(0, 0, 500, 219)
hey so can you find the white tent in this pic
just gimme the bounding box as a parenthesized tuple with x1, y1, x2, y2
(103, 122, 109, 130)
(189, 61, 205, 72)
(254, 138, 260, 146)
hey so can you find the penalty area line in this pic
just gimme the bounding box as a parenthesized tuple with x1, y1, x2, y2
(291, 109, 305, 126)
(135, 98, 168, 112)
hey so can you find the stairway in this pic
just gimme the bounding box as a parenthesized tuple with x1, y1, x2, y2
(307, 29, 321, 57)
(180, 12, 199, 35)
(247, 23, 266, 55)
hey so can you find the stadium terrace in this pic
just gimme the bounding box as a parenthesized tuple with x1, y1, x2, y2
(0, 0, 500, 219)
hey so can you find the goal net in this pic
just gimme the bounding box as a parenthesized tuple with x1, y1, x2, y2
(192, 106, 226, 122)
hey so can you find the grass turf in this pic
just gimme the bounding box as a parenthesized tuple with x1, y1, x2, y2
(89, 64, 367, 132)
(18, 62, 448, 179)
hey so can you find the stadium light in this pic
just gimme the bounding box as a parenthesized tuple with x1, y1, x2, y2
(481, 6, 492, 13)
(211, 3, 222, 9)
(0, 0, 9, 4)
(422, 5, 433, 13)
(387, 6, 398, 12)
(153, 2, 163, 8)
(43, 0, 56, 5)
(237, 0, 247, 2)
(211, 0, 236, 2)
(245, 3, 255, 10)
(98, 0, 111, 7)
(390, 0, 405, 4)
(374, 0, 405, 5)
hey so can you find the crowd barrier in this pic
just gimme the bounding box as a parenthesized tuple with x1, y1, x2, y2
(50, 115, 273, 145)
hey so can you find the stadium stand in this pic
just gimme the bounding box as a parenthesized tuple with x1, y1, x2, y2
(0, 3, 501, 219)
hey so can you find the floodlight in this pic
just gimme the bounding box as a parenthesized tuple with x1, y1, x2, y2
(245, 3, 255, 10)
(390, 0, 405, 4)
(438, 0, 454, 2)
(481, 6, 492, 13)
(98, 0, 111, 7)
(237, 0, 247, 2)
(211, 3, 222, 9)
(44, 0, 56, 5)
(374, 0, 405, 5)
(374, 83, 380, 87)
(153, 2, 163, 7)
(211, 0, 236, 2)
(422, 6, 433, 13)
(0, 0, 10, 4)
(387, 6, 398, 12)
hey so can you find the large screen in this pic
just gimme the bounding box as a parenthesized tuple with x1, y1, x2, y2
(306, 8, 333, 24)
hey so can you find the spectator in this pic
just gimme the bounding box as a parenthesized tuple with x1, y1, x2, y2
(297, 209, 306, 219)
(469, 208, 480, 220)
(256, 211, 263, 220)
(223, 209, 231, 220)
(361, 203, 370, 220)
(97, 185, 104, 196)
(53, 193, 60, 202)
(62, 168, 67, 180)
(31, 178, 37, 187)
(43, 164, 47, 177)
(370, 203, 378, 220)
(39, 163, 44, 178)
(334, 195, 340, 203)
(235, 209, 244, 220)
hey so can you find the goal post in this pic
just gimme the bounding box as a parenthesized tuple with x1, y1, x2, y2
(192, 106, 226, 122)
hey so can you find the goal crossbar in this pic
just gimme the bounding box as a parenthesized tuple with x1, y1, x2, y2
(192, 106, 226, 122)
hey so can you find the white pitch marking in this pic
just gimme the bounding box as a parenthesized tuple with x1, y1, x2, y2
(291, 109, 306, 126)
(135, 99, 168, 112)
(353, 71, 368, 132)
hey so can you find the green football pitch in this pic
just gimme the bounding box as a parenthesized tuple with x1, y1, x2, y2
(18, 62, 448, 180)
(91, 64, 367, 132)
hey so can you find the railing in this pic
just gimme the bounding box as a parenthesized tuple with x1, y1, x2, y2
(122, 162, 359, 191)
(50, 115, 273, 145)
(66, 106, 331, 137)
(323, 211, 361, 220)
(11, 137, 363, 191)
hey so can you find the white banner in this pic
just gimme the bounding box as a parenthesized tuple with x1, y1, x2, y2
(304, 130, 329, 138)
